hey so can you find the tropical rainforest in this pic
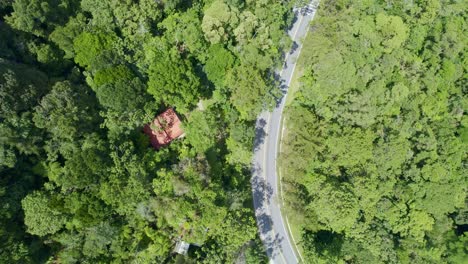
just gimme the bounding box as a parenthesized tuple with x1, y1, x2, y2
(281, 0, 467, 263)
(0, 0, 300, 263)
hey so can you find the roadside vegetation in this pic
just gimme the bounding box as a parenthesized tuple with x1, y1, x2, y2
(0, 0, 302, 263)
(281, 0, 467, 263)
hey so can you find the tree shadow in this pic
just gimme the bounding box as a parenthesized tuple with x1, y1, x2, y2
(300, 2, 318, 16)
(269, 233, 285, 259)
(251, 165, 273, 205)
(289, 41, 299, 55)
(275, 78, 289, 107)
(257, 213, 285, 259)
(250, 171, 285, 259)
(194, 61, 214, 99)
(253, 118, 268, 152)
(287, 10, 299, 31)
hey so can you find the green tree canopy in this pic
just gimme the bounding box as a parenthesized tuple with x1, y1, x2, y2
(281, 1, 468, 263)
(73, 31, 116, 70)
(22, 192, 67, 236)
(6, 0, 78, 37)
(147, 48, 201, 113)
(33, 81, 100, 141)
(204, 44, 235, 87)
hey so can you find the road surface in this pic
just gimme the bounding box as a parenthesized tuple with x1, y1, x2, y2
(251, 2, 319, 264)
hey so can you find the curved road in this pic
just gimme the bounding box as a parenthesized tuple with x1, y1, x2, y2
(252, 2, 318, 264)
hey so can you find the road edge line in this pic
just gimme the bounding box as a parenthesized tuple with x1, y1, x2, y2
(276, 1, 320, 263)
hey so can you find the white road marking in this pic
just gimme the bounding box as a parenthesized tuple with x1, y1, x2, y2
(263, 10, 306, 264)
(255, 2, 320, 263)
(276, 2, 319, 263)
(285, 214, 303, 261)
(262, 113, 272, 182)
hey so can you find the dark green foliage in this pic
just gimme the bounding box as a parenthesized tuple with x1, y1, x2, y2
(147, 49, 202, 113)
(93, 65, 151, 113)
(281, 1, 468, 263)
(0, 164, 48, 263)
(0, 59, 48, 158)
(244, 238, 269, 264)
(33, 81, 100, 141)
(1, 0, 295, 262)
(6, 0, 78, 37)
(0, 59, 48, 119)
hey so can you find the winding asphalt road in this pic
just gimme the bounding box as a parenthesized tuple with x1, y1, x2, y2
(251, 2, 319, 264)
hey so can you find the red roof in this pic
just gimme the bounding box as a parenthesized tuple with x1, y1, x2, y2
(144, 109, 183, 149)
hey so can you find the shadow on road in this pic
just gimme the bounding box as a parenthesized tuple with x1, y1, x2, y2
(251, 167, 273, 204)
(251, 171, 284, 258)
(253, 118, 268, 152)
(258, 213, 285, 259)
(276, 80, 289, 107)
(287, 11, 299, 31)
(289, 41, 299, 55)
(250, 4, 317, 262)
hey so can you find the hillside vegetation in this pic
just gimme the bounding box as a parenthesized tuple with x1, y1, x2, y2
(0, 0, 299, 263)
(281, 0, 467, 263)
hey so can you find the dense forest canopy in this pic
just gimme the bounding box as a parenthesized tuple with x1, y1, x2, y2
(2, 0, 467, 263)
(0, 0, 302, 263)
(281, 0, 467, 263)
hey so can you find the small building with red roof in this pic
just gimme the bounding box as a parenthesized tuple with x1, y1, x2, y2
(144, 108, 184, 149)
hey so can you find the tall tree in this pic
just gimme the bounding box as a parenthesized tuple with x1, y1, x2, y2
(147, 48, 201, 113)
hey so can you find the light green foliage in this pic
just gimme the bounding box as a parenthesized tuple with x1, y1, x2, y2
(375, 13, 408, 52)
(308, 181, 360, 233)
(81, 0, 161, 35)
(22, 192, 67, 236)
(208, 209, 257, 258)
(202, 0, 239, 44)
(234, 11, 258, 45)
(282, 1, 468, 263)
(226, 121, 255, 166)
(184, 109, 221, 153)
(73, 31, 116, 69)
(160, 9, 207, 55)
(99, 142, 151, 216)
(204, 44, 235, 87)
(237, 0, 291, 69)
(324, 128, 374, 169)
(49, 13, 87, 59)
(82, 222, 117, 257)
(80, 0, 163, 65)
(227, 65, 272, 120)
